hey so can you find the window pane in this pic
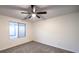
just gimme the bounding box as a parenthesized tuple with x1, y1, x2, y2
(18, 23, 26, 38)
(9, 22, 18, 39)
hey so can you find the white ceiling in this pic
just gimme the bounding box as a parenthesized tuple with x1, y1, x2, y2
(0, 5, 79, 21)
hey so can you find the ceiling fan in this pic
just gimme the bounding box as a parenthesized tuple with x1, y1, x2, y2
(21, 5, 47, 19)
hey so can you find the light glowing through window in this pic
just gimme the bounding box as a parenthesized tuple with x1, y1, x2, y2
(9, 22, 26, 40)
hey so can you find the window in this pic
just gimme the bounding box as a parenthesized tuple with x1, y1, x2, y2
(18, 23, 26, 38)
(9, 22, 26, 40)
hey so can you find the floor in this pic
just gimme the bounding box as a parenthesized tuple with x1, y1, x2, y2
(0, 41, 73, 53)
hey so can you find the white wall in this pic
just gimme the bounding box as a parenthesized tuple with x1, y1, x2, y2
(0, 12, 79, 52)
(33, 12, 79, 52)
(0, 15, 33, 50)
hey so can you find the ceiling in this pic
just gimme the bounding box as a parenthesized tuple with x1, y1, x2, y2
(0, 5, 79, 22)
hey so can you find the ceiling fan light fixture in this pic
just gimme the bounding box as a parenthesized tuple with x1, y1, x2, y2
(22, 5, 47, 19)
(32, 14, 36, 17)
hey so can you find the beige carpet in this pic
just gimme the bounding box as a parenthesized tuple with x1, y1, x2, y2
(0, 41, 73, 53)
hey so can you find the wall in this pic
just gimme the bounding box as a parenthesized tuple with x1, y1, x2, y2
(0, 15, 33, 50)
(33, 12, 79, 52)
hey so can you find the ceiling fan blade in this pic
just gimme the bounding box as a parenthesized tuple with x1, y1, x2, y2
(24, 15, 32, 19)
(36, 15, 40, 18)
(28, 15, 32, 18)
(31, 5, 34, 12)
(31, 5, 34, 9)
(21, 12, 30, 14)
(36, 11, 47, 14)
(24, 16, 31, 19)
